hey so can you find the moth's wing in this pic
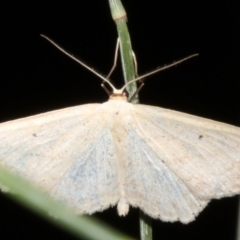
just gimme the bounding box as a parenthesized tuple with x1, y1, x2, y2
(119, 112, 207, 223)
(123, 104, 240, 223)
(0, 104, 119, 214)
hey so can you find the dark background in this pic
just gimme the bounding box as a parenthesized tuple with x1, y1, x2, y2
(0, 1, 239, 240)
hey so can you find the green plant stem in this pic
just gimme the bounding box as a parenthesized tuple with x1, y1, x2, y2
(237, 197, 240, 240)
(108, 0, 138, 103)
(108, 1, 153, 240)
(140, 211, 153, 240)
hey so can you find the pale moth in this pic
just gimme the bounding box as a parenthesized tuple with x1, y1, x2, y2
(0, 35, 239, 224)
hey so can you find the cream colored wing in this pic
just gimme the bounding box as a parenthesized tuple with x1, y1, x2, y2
(0, 104, 119, 214)
(123, 104, 240, 223)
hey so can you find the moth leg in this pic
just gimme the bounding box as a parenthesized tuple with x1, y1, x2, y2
(101, 38, 120, 95)
(106, 38, 120, 80)
(128, 81, 144, 103)
(127, 50, 145, 102)
(131, 51, 138, 78)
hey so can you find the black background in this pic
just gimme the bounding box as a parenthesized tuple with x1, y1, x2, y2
(0, 1, 239, 240)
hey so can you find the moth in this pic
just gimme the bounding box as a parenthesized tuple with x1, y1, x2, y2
(0, 36, 239, 223)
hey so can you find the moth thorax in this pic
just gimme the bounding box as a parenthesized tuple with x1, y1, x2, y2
(109, 94, 128, 101)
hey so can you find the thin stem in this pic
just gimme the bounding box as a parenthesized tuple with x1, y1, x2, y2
(140, 211, 153, 240)
(237, 196, 240, 240)
(108, 0, 138, 103)
(108, 1, 153, 240)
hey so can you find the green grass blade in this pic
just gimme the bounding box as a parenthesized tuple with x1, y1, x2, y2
(0, 165, 135, 240)
(108, 0, 138, 103)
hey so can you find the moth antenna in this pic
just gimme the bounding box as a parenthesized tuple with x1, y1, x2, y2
(120, 54, 199, 92)
(41, 35, 198, 97)
(40, 34, 118, 92)
(101, 83, 112, 96)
